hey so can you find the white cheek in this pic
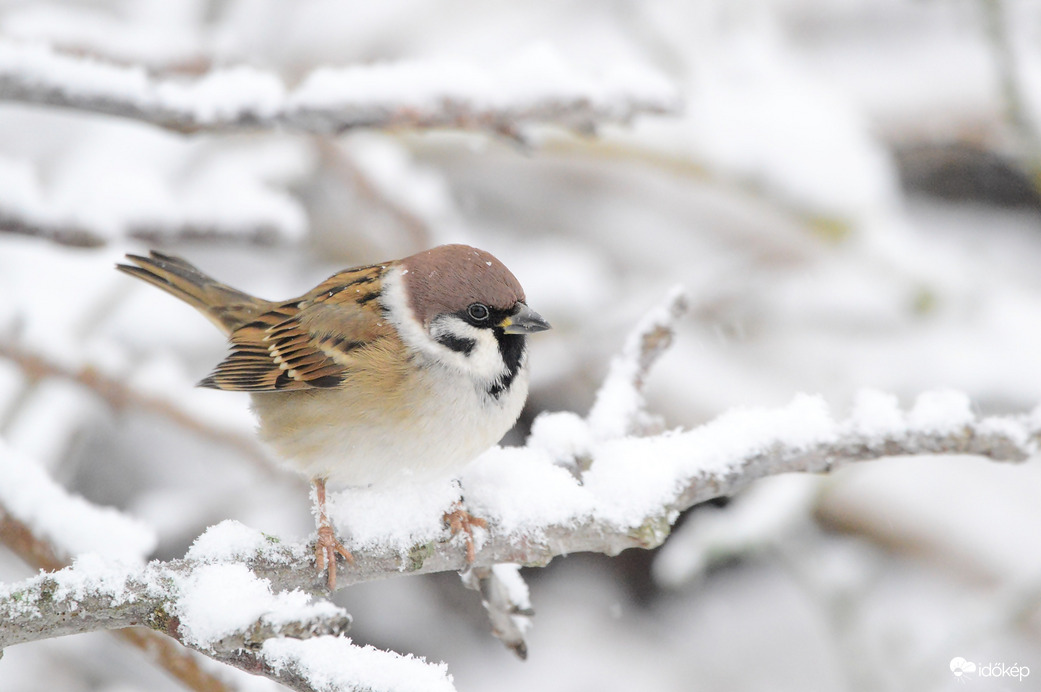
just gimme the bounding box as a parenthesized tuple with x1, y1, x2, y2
(429, 316, 505, 381)
(382, 269, 506, 383)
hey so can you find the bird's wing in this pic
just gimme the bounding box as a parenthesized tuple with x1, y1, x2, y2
(199, 263, 394, 391)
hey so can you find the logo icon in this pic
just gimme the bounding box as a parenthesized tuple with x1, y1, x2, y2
(951, 657, 977, 678)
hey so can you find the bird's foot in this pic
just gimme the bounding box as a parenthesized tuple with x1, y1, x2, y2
(314, 523, 354, 590)
(443, 504, 488, 563)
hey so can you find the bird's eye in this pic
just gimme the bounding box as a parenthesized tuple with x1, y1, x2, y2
(467, 303, 490, 321)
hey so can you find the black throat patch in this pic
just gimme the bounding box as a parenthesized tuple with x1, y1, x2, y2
(488, 331, 525, 398)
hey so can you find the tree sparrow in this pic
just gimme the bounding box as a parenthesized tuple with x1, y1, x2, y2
(118, 245, 550, 588)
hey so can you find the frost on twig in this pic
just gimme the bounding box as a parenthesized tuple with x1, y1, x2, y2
(0, 41, 678, 137)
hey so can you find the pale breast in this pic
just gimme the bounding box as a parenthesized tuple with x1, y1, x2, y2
(249, 360, 529, 488)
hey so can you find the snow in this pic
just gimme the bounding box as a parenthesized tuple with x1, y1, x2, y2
(846, 389, 906, 440)
(462, 446, 593, 534)
(290, 43, 676, 115)
(185, 520, 296, 564)
(156, 66, 285, 123)
(262, 636, 455, 692)
(0, 438, 156, 562)
(49, 553, 137, 606)
(328, 479, 462, 556)
(173, 563, 344, 649)
(526, 411, 593, 463)
(586, 286, 687, 440)
(0, 40, 286, 124)
(4, 378, 102, 469)
(491, 563, 532, 613)
(327, 388, 843, 551)
(0, 553, 136, 616)
(465, 393, 838, 535)
(906, 390, 974, 435)
(4, 2, 1041, 690)
(0, 39, 674, 130)
(845, 388, 992, 447)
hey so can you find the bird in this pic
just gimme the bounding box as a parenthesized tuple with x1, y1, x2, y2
(117, 244, 550, 589)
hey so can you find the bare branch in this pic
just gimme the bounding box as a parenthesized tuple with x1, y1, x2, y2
(0, 41, 678, 137)
(0, 216, 292, 249)
(0, 511, 64, 572)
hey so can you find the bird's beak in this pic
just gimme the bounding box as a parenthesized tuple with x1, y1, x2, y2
(501, 303, 551, 334)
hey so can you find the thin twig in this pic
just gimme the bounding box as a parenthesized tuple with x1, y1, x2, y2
(0, 340, 273, 472)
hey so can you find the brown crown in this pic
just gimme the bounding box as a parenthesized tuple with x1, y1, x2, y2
(401, 244, 525, 326)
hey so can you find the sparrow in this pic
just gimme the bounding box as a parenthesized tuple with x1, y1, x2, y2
(117, 244, 550, 588)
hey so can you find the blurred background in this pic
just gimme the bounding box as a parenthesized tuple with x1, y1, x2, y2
(2, 1, 1041, 690)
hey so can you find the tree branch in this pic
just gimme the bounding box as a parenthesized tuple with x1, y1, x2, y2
(461, 564, 533, 660)
(0, 215, 292, 249)
(2, 393, 1034, 638)
(0, 510, 235, 692)
(0, 340, 273, 472)
(0, 41, 677, 137)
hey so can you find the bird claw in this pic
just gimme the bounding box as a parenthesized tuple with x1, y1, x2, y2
(444, 505, 488, 562)
(315, 523, 353, 590)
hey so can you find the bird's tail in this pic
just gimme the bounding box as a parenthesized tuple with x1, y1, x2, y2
(117, 251, 273, 335)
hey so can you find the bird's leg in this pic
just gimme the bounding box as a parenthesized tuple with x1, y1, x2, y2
(312, 477, 353, 590)
(443, 501, 488, 563)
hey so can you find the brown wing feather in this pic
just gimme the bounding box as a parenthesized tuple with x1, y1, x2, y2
(199, 264, 393, 391)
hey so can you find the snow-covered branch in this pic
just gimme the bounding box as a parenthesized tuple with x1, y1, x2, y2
(2, 293, 1039, 691)
(0, 536, 450, 692)
(0, 513, 234, 692)
(0, 41, 677, 137)
(461, 564, 534, 660)
(2, 390, 1035, 644)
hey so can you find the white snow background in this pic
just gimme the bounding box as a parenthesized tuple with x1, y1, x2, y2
(3, 1, 1041, 691)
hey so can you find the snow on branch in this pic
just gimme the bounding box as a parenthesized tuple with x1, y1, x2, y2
(0, 524, 451, 692)
(587, 286, 689, 438)
(0, 41, 678, 137)
(0, 144, 309, 248)
(0, 392, 1034, 686)
(2, 292, 1039, 691)
(0, 467, 236, 692)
